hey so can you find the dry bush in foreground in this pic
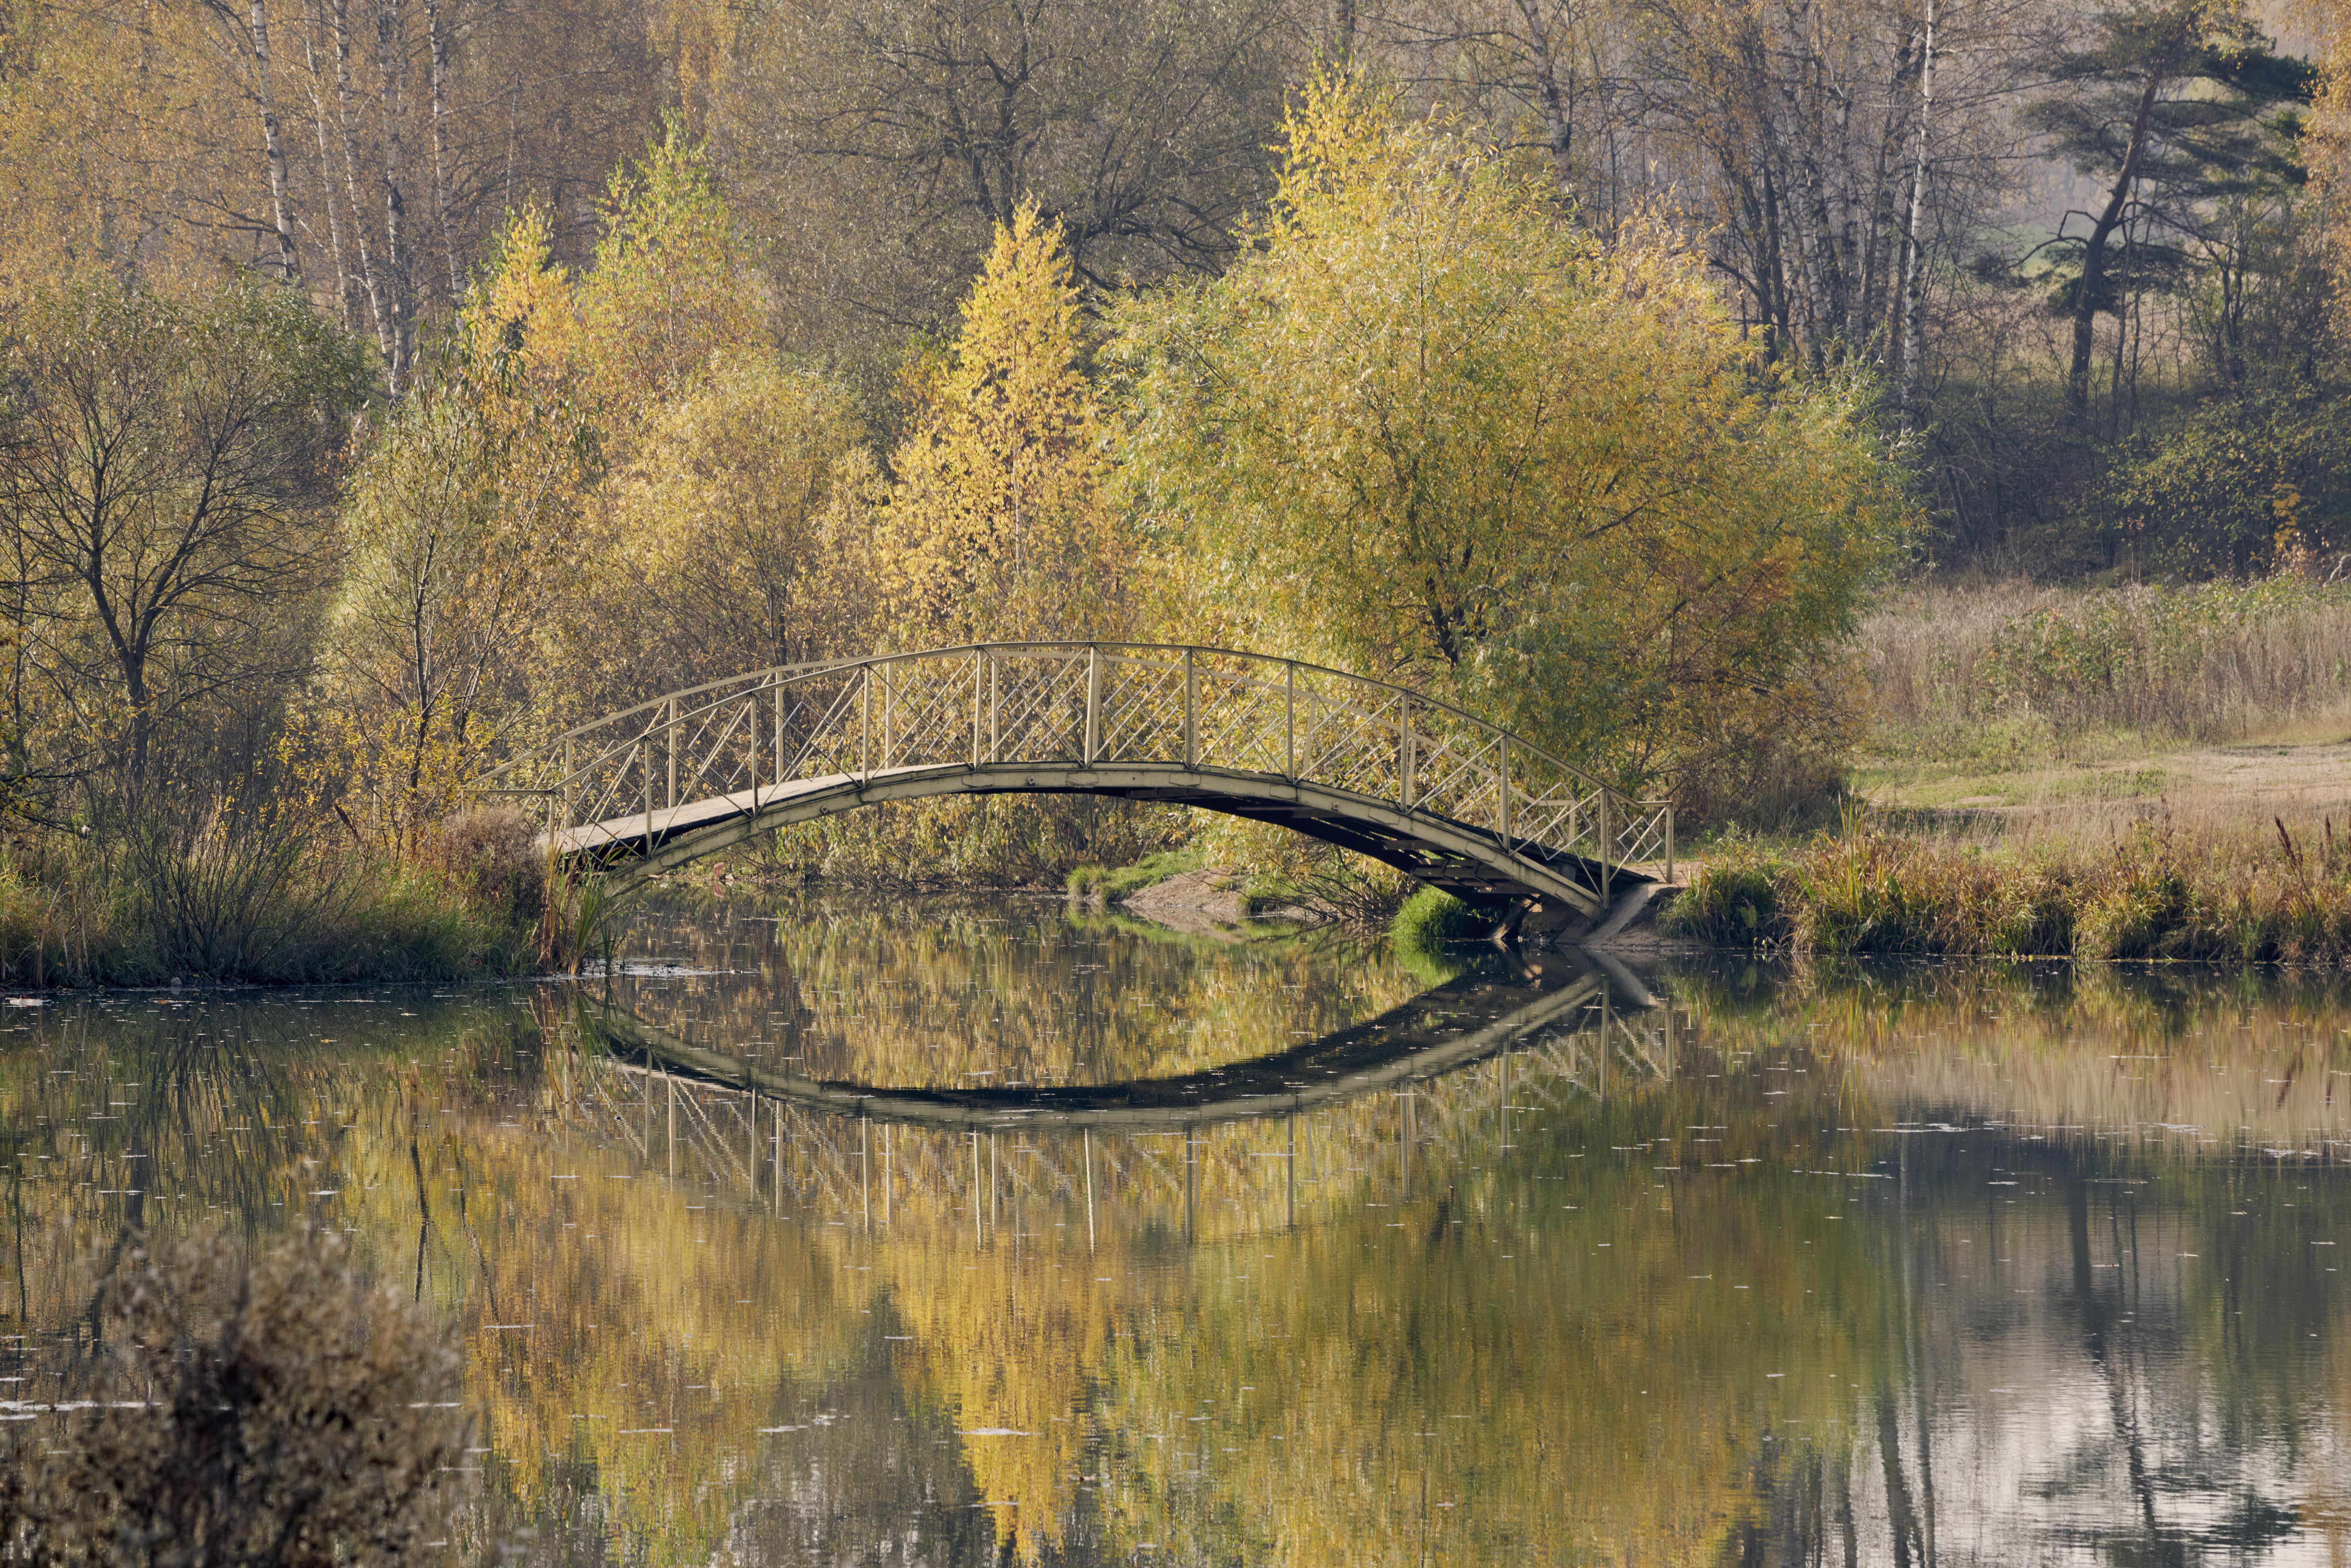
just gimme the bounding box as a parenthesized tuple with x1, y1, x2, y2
(0, 1228, 468, 1567)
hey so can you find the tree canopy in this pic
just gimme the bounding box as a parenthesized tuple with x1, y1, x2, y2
(1117, 77, 1908, 806)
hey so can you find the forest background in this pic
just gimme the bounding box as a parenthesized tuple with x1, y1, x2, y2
(4, 0, 2351, 981)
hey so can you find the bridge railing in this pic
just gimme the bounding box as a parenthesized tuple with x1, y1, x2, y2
(473, 643, 1673, 880)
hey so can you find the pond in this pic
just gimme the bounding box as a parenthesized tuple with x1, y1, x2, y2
(7, 893, 2351, 1564)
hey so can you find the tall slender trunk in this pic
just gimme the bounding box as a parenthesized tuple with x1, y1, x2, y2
(425, 0, 459, 295)
(377, 0, 414, 385)
(248, 0, 300, 277)
(1518, 0, 1577, 200)
(2070, 63, 2168, 416)
(329, 0, 397, 383)
(1899, 0, 1936, 427)
(301, 20, 355, 328)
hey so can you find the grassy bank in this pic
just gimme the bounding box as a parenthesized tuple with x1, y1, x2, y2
(1664, 817, 2351, 963)
(0, 811, 588, 988)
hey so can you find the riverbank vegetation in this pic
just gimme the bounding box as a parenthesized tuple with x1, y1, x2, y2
(5, 0, 2351, 978)
(1665, 814, 2351, 962)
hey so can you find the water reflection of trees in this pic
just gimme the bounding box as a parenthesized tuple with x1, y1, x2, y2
(608, 894, 1430, 1089)
(11, 954, 2351, 1562)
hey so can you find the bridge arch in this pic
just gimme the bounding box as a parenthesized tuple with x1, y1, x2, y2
(585, 960, 1643, 1133)
(473, 643, 1672, 915)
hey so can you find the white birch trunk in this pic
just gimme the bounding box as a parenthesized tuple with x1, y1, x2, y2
(301, 23, 356, 329)
(426, 0, 459, 295)
(330, 0, 399, 383)
(248, 0, 301, 277)
(1899, 0, 1937, 426)
(377, 0, 414, 386)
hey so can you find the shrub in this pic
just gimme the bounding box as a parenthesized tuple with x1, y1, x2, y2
(1391, 886, 1489, 952)
(426, 806, 545, 924)
(1660, 857, 1787, 946)
(0, 1227, 468, 1566)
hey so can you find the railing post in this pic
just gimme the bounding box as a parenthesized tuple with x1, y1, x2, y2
(1284, 662, 1296, 779)
(1497, 735, 1510, 846)
(1599, 789, 1611, 909)
(880, 661, 893, 771)
(1084, 645, 1100, 766)
(773, 676, 785, 790)
(989, 653, 1000, 763)
(860, 667, 871, 780)
(1665, 804, 1676, 886)
(562, 736, 574, 834)
(971, 648, 984, 767)
(642, 733, 654, 855)
(1399, 695, 1413, 809)
(1183, 648, 1197, 768)
(665, 695, 677, 809)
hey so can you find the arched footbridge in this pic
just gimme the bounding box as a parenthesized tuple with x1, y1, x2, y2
(473, 643, 1672, 916)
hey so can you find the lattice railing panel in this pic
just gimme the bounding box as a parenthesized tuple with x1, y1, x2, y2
(672, 691, 762, 804)
(1408, 730, 1503, 831)
(874, 657, 980, 771)
(778, 673, 866, 781)
(1296, 683, 1402, 802)
(988, 652, 1088, 763)
(1097, 653, 1188, 762)
(475, 642, 1672, 887)
(1613, 804, 1673, 867)
(1191, 661, 1290, 775)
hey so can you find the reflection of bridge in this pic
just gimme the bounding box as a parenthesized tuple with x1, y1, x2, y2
(586, 962, 1633, 1132)
(560, 964, 1678, 1240)
(475, 644, 1672, 915)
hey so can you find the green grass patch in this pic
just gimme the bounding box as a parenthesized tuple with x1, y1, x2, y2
(1388, 886, 1506, 986)
(1066, 848, 1210, 901)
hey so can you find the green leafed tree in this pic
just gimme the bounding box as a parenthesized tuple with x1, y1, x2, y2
(1114, 75, 1910, 822)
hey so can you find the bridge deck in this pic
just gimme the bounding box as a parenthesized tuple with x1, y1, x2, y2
(493, 643, 1671, 914)
(549, 760, 1654, 909)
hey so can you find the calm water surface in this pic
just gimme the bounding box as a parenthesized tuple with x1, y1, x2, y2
(9, 894, 2351, 1564)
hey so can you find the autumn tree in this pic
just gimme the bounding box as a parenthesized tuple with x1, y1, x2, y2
(0, 280, 371, 820)
(1116, 76, 1907, 817)
(571, 118, 762, 437)
(321, 209, 594, 846)
(605, 354, 882, 683)
(882, 203, 1128, 645)
(704, 0, 1295, 352)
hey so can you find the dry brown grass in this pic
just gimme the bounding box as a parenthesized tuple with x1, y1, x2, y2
(1862, 578, 2351, 764)
(1665, 814, 2351, 964)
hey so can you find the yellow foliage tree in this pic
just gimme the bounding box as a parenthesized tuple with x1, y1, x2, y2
(318, 211, 595, 847)
(604, 351, 884, 682)
(1116, 74, 1909, 822)
(882, 203, 1129, 646)
(573, 117, 763, 443)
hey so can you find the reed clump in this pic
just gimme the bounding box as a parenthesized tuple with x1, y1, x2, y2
(1665, 817, 2351, 964)
(0, 808, 577, 986)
